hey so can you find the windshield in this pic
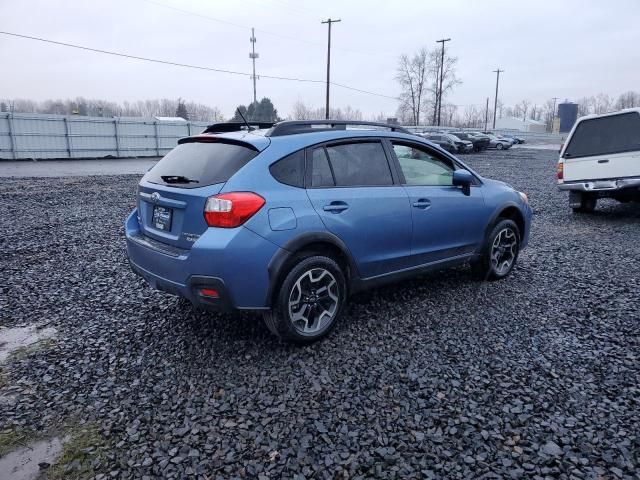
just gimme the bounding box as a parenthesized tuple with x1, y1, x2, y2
(144, 141, 258, 189)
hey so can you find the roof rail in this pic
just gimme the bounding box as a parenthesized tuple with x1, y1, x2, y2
(202, 121, 275, 134)
(266, 120, 411, 137)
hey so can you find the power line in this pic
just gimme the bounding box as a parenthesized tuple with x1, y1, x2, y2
(140, 0, 395, 59)
(0, 30, 398, 100)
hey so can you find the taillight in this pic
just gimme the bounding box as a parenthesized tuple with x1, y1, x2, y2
(556, 162, 564, 180)
(204, 192, 265, 228)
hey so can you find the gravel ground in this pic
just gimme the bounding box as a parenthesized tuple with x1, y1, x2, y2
(1, 148, 639, 479)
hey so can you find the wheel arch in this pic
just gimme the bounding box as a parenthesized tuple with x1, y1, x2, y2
(266, 232, 357, 307)
(492, 204, 526, 240)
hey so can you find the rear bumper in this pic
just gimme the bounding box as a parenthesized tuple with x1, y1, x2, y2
(125, 209, 280, 310)
(129, 260, 235, 311)
(558, 176, 640, 192)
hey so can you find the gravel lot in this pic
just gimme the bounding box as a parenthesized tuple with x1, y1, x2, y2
(1, 148, 639, 479)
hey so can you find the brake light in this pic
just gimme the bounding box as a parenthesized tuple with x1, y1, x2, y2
(556, 162, 564, 180)
(204, 192, 265, 228)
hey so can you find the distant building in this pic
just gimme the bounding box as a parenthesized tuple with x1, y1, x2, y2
(495, 116, 547, 133)
(558, 102, 578, 133)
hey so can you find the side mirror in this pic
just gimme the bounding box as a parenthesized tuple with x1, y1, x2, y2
(452, 169, 474, 196)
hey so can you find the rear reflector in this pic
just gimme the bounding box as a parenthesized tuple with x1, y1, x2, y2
(204, 192, 265, 228)
(200, 288, 219, 298)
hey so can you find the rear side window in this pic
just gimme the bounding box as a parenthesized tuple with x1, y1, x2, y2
(324, 142, 393, 186)
(144, 141, 258, 188)
(270, 150, 305, 187)
(311, 148, 335, 187)
(565, 112, 640, 158)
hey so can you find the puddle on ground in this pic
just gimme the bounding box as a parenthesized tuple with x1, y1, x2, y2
(0, 326, 57, 363)
(0, 436, 65, 480)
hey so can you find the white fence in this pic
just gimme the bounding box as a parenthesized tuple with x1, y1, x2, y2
(0, 113, 567, 160)
(0, 113, 211, 160)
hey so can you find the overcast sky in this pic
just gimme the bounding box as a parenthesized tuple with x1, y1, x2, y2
(1, 0, 639, 118)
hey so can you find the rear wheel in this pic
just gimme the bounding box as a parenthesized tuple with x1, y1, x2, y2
(572, 194, 597, 213)
(263, 255, 346, 343)
(496, 143, 504, 150)
(471, 219, 520, 281)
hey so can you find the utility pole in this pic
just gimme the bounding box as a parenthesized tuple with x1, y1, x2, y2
(492, 68, 504, 129)
(484, 97, 489, 131)
(550, 96, 559, 132)
(322, 18, 341, 119)
(436, 38, 451, 126)
(249, 27, 259, 104)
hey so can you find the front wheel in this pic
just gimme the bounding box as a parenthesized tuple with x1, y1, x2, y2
(263, 255, 346, 343)
(471, 219, 521, 281)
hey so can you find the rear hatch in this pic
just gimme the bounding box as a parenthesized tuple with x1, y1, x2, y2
(562, 111, 640, 182)
(137, 136, 265, 250)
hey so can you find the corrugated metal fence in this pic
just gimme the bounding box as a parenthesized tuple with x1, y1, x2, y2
(0, 113, 566, 160)
(0, 113, 210, 160)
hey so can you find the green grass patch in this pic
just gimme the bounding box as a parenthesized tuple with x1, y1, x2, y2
(7, 338, 57, 362)
(0, 427, 39, 457)
(46, 424, 108, 480)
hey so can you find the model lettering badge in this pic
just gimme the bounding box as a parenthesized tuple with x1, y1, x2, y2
(183, 232, 200, 242)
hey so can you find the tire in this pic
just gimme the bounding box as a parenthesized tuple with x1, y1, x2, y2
(471, 219, 521, 281)
(262, 255, 346, 344)
(572, 194, 597, 213)
(496, 143, 504, 150)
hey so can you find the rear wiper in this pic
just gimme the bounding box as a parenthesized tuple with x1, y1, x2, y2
(161, 175, 199, 184)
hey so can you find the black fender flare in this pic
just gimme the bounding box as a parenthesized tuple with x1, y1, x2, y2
(265, 231, 359, 307)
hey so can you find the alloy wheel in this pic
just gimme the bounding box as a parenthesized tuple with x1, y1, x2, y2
(288, 268, 339, 334)
(491, 228, 518, 276)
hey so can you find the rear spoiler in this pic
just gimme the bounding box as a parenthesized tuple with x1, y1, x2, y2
(202, 122, 275, 134)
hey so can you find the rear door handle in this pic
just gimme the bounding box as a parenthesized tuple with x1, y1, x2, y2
(323, 201, 349, 213)
(597, 159, 609, 163)
(412, 198, 432, 209)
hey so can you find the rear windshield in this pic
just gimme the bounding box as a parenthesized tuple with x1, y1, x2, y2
(565, 112, 640, 158)
(144, 141, 258, 188)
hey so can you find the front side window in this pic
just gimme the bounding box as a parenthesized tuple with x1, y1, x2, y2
(392, 143, 454, 186)
(316, 142, 393, 187)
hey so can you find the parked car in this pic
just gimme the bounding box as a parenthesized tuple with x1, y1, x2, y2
(444, 133, 474, 153)
(557, 109, 640, 212)
(501, 134, 525, 144)
(484, 134, 513, 150)
(125, 120, 532, 343)
(422, 133, 458, 153)
(451, 131, 490, 152)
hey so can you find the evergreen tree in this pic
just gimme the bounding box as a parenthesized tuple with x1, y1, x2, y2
(175, 98, 189, 120)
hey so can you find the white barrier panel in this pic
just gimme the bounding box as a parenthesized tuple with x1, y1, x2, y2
(0, 113, 211, 160)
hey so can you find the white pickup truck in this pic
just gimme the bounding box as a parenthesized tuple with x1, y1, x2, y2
(557, 109, 640, 212)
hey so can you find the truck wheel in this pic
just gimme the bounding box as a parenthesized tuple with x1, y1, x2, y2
(263, 255, 346, 344)
(471, 219, 520, 281)
(572, 195, 597, 213)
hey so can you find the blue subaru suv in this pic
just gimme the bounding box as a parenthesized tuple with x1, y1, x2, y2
(125, 120, 532, 343)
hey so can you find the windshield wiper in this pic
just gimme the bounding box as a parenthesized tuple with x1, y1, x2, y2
(161, 175, 199, 184)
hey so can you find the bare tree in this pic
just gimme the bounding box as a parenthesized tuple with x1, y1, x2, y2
(428, 50, 461, 125)
(396, 48, 429, 125)
(518, 100, 531, 121)
(615, 91, 640, 109)
(593, 93, 614, 114)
